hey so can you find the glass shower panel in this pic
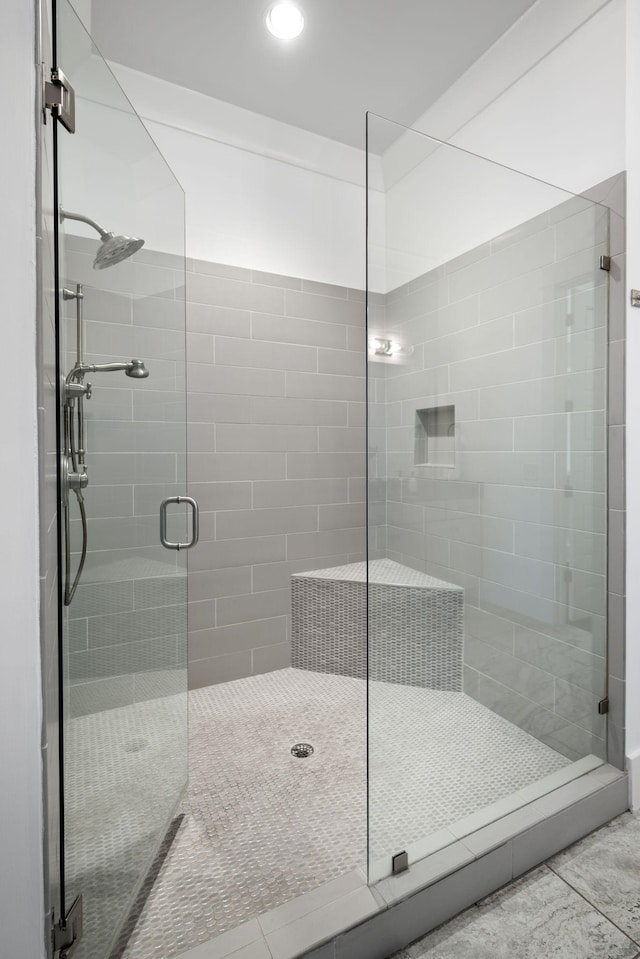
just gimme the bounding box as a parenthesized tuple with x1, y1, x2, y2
(366, 113, 609, 883)
(54, 1, 188, 955)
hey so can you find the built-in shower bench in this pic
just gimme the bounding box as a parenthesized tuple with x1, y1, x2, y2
(291, 558, 463, 690)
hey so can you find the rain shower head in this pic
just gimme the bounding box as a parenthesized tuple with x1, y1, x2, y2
(61, 208, 145, 269)
(94, 233, 144, 270)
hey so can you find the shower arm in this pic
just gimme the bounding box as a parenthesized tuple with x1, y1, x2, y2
(61, 208, 110, 240)
(60, 206, 144, 270)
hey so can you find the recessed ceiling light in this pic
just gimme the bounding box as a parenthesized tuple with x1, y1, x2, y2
(265, 2, 305, 40)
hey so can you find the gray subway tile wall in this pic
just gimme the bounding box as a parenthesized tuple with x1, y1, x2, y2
(61, 176, 624, 753)
(186, 262, 366, 688)
(63, 235, 188, 716)
(376, 177, 626, 763)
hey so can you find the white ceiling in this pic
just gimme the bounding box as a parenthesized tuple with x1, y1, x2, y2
(90, 0, 538, 150)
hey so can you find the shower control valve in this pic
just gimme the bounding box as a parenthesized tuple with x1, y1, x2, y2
(65, 380, 92, 402)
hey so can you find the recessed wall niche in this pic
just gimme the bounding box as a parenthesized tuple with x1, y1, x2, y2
(414, 405, 455, 467)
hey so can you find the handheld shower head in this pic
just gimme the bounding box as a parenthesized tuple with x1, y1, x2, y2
(61, 209, 145, 269)
(125, 359, 149, 378)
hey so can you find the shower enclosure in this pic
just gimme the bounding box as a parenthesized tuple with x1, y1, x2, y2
(367, 113, 610, 882)
(49, 2, 192, 956)
(42, 2, 620, 954)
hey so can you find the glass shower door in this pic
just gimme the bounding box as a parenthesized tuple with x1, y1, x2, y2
(366, 113, 609, 883)
(53, 2, 189, 955)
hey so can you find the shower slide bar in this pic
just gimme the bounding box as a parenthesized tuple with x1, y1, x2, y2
(61, 287, 150, 605)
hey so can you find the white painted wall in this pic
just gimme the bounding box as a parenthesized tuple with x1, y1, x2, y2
(0, 0, 45, 955)
(378, 0, 625, 288)
(413, 0, 625, 188)
(625, 0, 640, 804)
(106, 0, 625, 294)
(73, 0, 91, 30)
(108, 64, 370, 289)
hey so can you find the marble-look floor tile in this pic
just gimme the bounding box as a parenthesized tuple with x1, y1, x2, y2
(394, 866, 638, 959)
(550, 812, 640, 942)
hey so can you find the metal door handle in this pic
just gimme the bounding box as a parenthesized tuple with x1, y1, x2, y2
(160, 496, 199, 550)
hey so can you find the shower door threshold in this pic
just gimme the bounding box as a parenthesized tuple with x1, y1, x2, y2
(180, 763, 627, 959)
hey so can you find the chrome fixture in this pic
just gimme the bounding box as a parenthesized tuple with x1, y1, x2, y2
(60, 208, 144, 269)
(43, 66, 75, 133)
(62, 283, 88, 605)
(70, 358, 150, 379)
(159, 496, 200, 551)
(368, 336, 415, 359)
(61, 281, 150, 604)
(374, 338, 393, 356)
(392, 851, 409, 875)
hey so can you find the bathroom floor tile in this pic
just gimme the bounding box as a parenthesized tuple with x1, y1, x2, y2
(110, 668, 570, 959)
(394, 866, 638, 959)
(549, 811, 640, 941)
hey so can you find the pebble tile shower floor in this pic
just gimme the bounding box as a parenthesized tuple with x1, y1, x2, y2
(113, 667, 570, 959)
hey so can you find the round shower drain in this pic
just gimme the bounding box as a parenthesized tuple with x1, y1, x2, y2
(123, 738, 149, 753)
(291, 743, 314, 758)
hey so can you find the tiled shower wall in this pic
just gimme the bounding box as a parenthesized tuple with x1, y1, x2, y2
(63, 238, 188, 716)
(372, 175, 625, 763)
(62, 246, 366, 704)
(185, 262, 366, 688)
(58, 179, 625, 763)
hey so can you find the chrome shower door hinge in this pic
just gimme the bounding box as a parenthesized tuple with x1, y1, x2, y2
(53, 895, 83, 958)
(598, 699, 610, 715)
(43, 65, 76, 133)
(599, 255, 611, 272)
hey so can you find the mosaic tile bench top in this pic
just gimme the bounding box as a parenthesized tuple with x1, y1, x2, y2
(294, 558, 461, 589)
(291, 559, 464, 690)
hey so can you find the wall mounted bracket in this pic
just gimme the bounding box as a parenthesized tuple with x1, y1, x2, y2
(631, 290, 640, 308)
(53, 895, 83, 958)
(392, 851, 409, 875)
(43, 65, 76, 133)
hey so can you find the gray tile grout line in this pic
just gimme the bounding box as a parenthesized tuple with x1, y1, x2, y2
(544, 860, 640, 948)
(390, 854, 640, 959)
